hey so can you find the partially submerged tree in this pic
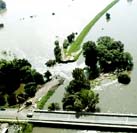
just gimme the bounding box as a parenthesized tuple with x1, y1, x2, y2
(45, 59, 56, 67)
(118, 72, 131, 84)
(62, 68, 99, 112)
(54, 40, 62, 63)
(48, 102, 60, 111)
(44, 70, 52, 81)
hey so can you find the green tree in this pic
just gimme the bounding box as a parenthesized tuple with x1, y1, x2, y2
(24, 82, 37, 97)
(97, 36, 114, 48)
(62, 93, 77, 111)
(45, 60, 56, 67)
(78, 89, 99, 112)
(106, 13, 110, 20)
(72, 68, 86, 81)
(118, 72, 131, 84)
(83, 41, 98, 68)
(119, 52, 133, 71)
(66, 79, 90, 94)
(54, 41, 62, 63)
(7, 94, 17, 106)
(32, 70, 44, 84)
(67, 33, 75, 43)
(48, 102, 60, 111)
(83, 41, 99, 79)
(0, 95, 6, 106)
(63, 39, 69, 49)
(44, 70, 52, 81)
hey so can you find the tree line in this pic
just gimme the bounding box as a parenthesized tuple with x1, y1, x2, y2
(0, 58, 45, 106)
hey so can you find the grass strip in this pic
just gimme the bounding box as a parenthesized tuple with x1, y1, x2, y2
(67, 0, 119, 55)
(37, 85, 58, 109)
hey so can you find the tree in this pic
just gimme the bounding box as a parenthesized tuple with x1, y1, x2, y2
(54, 43, 62, 63)
(83, 41, 99, 79)
(97, 36, 114, 48)
(7, 94, 17, 106)
(48, 102, 60, 111)
(66, 79, 90, 94)
(19, 66, 34, 83)
(110, 41, 124, 52)
(106, 13, 110, 21)
(0, 0, 6, 9)
(63, 39, 69, 49)
(44, 70, 52, 81)
(62, 93, 78, 111)
(118, 72, 131, 84)
(83, 41, 98, 68)
(72, 68, 86, 81)
(32, 70, 44, 84)
(54, 40, 59, 46)
(74, 98, 83, 112)
(24, 82, 37, 97)
(119, 52, 133, 71)
(78, 89, 99, 112)
(0, 95, 6, 106)
(67, 33, 75, 43)
(45, 60, 56, 67)
(62, 90, 99, 112)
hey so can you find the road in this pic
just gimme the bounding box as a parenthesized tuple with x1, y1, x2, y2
(1, 109, 137, 130)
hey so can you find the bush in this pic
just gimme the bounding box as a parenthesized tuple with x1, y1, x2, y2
(118, 72, 131, 84)
(48, 102, 60, 111)
(45, 60, 56, 67)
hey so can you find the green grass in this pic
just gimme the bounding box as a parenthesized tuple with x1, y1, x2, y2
(67, 0, 119, 56)
(22, 123, 33, 133)
(14, 84, 24, 95)
(37, 85, 58, 109)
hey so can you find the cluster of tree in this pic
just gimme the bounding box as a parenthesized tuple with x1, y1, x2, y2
(62, 68, 99, 112)
(0, 58, 44, 106)
(46, 33, 77, 67)
(0, 0, 6, 9)
(82, 36, 133, 84)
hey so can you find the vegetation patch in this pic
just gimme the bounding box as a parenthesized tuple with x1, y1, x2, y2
(37, 85, 58, 109)
(118, 71, 131, 84)
(0, 58, 45, 107)
(22, 123, 33, 133)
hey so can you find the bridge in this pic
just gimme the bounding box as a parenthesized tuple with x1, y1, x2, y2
(1, 109, 137, 131)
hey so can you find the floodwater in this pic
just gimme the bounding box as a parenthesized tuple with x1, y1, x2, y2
(0, 0, 111, 72)
(0, 0, 137, 132)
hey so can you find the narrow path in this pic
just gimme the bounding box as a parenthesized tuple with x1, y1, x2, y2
(19, 77, 63, 111)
